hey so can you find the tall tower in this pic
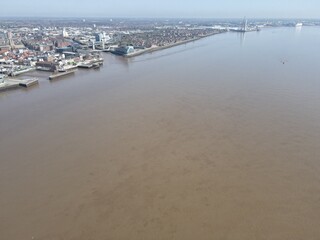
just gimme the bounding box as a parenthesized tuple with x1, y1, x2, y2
(242, 17, 248, 32)
(62, 28, 68, 38)
(91, 39, 95, 50)
(101, 32, 106, 49)
(7, 31, 15, 50)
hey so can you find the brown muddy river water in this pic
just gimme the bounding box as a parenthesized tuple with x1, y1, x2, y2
(1, 27, 320, 239)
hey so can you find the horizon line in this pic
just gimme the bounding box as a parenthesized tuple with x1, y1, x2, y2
(0, 16, 319, 20)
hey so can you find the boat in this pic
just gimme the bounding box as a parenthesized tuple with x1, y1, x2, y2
(36, 66, 52, 71)
(78, 63, 93, 68)
(296, 23, 303, 27)
(0, 74, 6, 87)
(58, 65, 78, 72)
(93, 63, 100, 69)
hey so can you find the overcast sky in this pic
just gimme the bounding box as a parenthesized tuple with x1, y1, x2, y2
(2, 0, 319, 18)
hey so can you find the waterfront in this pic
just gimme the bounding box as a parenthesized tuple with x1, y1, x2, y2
(1, 27, 320, 239)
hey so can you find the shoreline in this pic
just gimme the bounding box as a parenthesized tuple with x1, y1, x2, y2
(124, 31, 226, 58)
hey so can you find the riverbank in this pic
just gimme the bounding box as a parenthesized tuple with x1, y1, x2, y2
(124, 31, 226, 58)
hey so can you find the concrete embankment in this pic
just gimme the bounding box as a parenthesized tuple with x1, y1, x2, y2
(124, 32, 224, 58)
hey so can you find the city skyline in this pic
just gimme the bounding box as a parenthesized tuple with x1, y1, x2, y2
(2, 0, 320, 19)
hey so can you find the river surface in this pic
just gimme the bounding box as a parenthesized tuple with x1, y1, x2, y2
(1, 27, 320, 240)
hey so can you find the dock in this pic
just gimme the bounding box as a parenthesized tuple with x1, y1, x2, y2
(0, 78, 38, 91)
(0, 81, 20, 91)
(18, 79, 39, 87)
(49, 70, 77, 80)
(78, 64, 93, 69)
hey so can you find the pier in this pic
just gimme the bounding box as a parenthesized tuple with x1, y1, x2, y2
(18, 79, 39, 87)
(0, 81, 20, 91)
(49, 70, 77, 80)
(0, 78, 38, 91)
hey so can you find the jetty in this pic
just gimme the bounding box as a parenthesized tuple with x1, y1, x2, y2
(0, 78, 38, 91)
(18, 78, 39, 87)
(49, 70, 77, 80)
(0, 81, 20, 91)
